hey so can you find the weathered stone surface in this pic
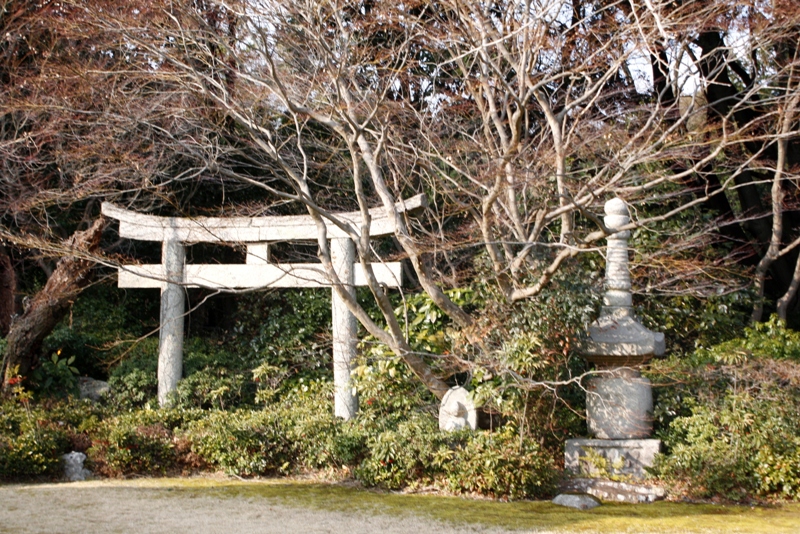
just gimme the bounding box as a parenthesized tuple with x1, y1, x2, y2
(117, 262, 402, 290)
(561, 478, 665, 504)
(62, 451, 92, 482)
(78, 377, 110, 402)
(586, 374, 653, 439)
(565, 438, 661, 479)
(583, 308, 665, 364)
(552, 493, 601, 510)
(101, 194, 427, 242)
(439, 386, 477, 431)
(567, 198, 666, 504)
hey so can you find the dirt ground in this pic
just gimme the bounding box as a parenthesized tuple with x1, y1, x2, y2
(0, 478, 524, 534)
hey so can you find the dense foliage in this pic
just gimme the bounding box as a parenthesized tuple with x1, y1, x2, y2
(0, 383, 555, 499)
(2, 273, 800, 503)
(0, 279, 562, 497)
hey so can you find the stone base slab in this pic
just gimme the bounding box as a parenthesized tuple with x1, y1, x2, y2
(561, 478, 665, 504)
(565, 438, 661, 479)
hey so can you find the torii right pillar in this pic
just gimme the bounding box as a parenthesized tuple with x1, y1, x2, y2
(565, 198, 665, 499)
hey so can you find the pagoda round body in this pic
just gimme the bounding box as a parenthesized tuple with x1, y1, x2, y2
(586, 370, 653, 439)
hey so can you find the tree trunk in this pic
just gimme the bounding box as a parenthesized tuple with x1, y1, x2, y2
(2, 218, 105, 386)
(0, 246, 15, 337)
(696, 30, 798, 313)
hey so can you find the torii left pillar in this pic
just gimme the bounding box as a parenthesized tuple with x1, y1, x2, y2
(158, 235, 185, 407)
(331, 238, 358, 419)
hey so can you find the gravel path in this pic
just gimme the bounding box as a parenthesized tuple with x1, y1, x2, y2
(0, 479, 531, 534)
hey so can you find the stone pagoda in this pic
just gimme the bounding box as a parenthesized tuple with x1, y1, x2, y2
(563, 198, 665, 502)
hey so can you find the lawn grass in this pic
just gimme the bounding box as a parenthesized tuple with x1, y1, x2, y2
(134, 477, 800, 533)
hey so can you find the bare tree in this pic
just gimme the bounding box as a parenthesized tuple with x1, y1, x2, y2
(0, 0, 226, 386)
(35, 0, 800, 394)
(84, 0, 798, 395)
(401, 0, 800, 316)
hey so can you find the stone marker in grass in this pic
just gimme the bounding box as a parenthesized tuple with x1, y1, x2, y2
(552, 493, 602, 510)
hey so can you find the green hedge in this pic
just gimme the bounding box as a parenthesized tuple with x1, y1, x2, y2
(0, 387, 556, 499)
(355, 416, 556, 499)
(183, 409, 293, 476)
(0, 419, 69, 478)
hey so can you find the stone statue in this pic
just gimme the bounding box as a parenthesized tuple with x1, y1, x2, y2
(438, 386, 477, 431)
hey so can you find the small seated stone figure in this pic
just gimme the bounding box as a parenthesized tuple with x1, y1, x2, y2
(438, 386, 477, 431)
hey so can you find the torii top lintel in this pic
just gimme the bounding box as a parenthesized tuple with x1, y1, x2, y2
(100, 194, 427, 243)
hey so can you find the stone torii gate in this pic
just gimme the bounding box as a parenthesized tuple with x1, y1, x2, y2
(101, 195, 426, 417)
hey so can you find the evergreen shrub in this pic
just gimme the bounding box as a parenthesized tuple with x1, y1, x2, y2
(182, 409, 293, 476)
(354, 415, 556, 499)
(446, 425, 557, 499)
(87, 409, 202, 477)
(0, 408, 70, 478)
(278, 379, 368, 469)
(30, 352, 80, 398)
(651, 316, 800, 501)
(355, 412, 451, 490)
(106, 338, 159, 409)
(0, 399, 102, 479)
(42, 284, 159, 379)
(0, 387, 557, 499)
